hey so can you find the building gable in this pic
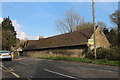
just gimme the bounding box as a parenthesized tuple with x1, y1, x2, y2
(89, 26, 110, 49)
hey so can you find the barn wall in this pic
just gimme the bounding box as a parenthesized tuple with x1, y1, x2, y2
(23, 46, 87, 58)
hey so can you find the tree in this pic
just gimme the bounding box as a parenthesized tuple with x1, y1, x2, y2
(76, 21, 107, 31)
(109, 29, 118, 46)
(56, 8, 84, 33)
(2, 16, 16, 35)
(103, 28, 109, 35)
(2, 16, 17, 50)
(110, 10, 120, 47)
(76, 22, 93, 30)
(103, 28, 118, 47)
(0, 24, 2, 50)
(97, 22, 107, 30)
(110, 10, 120, 27)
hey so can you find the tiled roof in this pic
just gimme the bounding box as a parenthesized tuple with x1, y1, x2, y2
(24, 26, 95, 51)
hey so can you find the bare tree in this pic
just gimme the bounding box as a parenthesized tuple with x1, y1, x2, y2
(76, 22, 93, 30)
(97, 22, 107, 30)
(56, 8, 84, 33)
(110, 10, 120, 28)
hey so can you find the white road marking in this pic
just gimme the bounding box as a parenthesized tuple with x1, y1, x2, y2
(8, 67, 14, 71)
(78, 67, 113, 72)
(19, 62, 28, 66)
(1, 65, 14, 71)
(35, 59, 42, 60)
(44, 69, 78, 79)
(0, 65, 6, 71)
(1, 65, 20, 77)
(1, 65, 8, 70)
(99, 69, 113, 72)
(10, 72, 20, 78)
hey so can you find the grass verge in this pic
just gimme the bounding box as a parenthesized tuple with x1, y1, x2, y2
(38, 56, 120, 66)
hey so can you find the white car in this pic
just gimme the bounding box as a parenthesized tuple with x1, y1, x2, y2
(0, 51, 12, 61)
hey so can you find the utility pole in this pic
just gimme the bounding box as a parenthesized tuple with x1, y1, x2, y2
(92, 0, 96, 59)
(118, 1, 120, 48)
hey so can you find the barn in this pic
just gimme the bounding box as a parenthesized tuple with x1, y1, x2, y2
(23, 26, 110, 58)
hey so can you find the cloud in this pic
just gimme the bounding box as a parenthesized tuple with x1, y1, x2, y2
(0, 17, 3, 23)
(12, 20, 28, 40)
(10, 20, 28, 40)
(34, 36, 39, 40)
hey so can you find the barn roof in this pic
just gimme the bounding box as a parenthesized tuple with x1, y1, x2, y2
(24, 26, 95, 51)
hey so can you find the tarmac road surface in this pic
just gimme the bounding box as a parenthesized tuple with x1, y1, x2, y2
(0, 56, 119, 80)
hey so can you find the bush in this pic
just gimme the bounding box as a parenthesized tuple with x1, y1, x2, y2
(86, 47, 120, 61)
(85, 49, 94, 59)
(106, 47, 120, 61)
(96, 47, 110, 59)
(106, 53, 119, 61)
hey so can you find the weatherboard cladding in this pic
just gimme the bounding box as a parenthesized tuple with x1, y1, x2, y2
(24, 27, 94, 51)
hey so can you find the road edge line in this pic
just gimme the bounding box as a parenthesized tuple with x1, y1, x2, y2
(10, 72, 20, 78)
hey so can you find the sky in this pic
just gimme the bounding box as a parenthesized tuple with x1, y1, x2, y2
(1, 1, 118, 40)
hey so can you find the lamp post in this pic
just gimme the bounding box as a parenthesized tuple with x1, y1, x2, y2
(92, 0, 96, 59)
(118, 1, 120, 48)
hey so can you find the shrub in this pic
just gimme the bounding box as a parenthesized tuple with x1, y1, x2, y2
(86, 47, 120, 61)
(106, 47, 120, 61)
(85, 49, 95, 59)
(96, 47, 110, 59)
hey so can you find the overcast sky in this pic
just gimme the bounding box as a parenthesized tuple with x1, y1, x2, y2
(1, 1, 118, 40)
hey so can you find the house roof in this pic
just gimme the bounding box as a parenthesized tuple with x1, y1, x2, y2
(11, 46, 22, 51)
(24, 26, 95, 51)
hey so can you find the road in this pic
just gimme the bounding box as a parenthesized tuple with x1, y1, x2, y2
(0, 57, 119, 80)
